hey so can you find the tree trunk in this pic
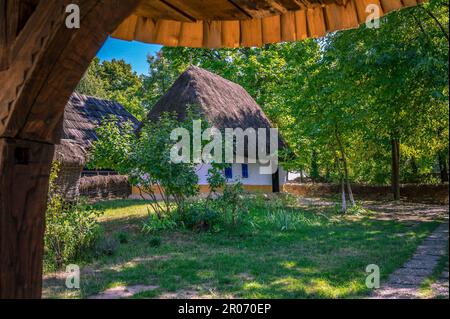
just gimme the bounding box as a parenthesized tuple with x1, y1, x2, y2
(438, 152, 449, 183)
(341, 171, 347, 214)
(335, 130, 355, 206)
(336, 155, 347, 213)
(391, 138, 401, 200)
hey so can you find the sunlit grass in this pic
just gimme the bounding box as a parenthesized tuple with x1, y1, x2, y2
(43, 198, 442, 299)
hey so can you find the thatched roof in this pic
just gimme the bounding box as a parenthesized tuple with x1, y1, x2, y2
(144, 66, 285, 156)
(62, 93, 139, 149)
(55, 93, 139, 164)
(54, 139, 86, 166)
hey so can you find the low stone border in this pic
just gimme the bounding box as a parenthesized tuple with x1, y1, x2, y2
(371, 222, 449, 299)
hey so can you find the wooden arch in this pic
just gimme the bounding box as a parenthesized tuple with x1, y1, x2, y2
(112, 0, 424, 48)
(0, 0, 423, 298)
(0, 0, 141, 298)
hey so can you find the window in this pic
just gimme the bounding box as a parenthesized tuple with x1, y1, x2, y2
(225, 166, 233, 179)
(242, 164, 249, 178)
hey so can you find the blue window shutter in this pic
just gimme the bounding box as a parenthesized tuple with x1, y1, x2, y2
(242, 164, 249, 178)
(225, 166, 233, 179)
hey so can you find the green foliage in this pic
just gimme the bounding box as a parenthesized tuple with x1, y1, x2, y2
(177, 200, 221, 232)
(141, 211, 177, 234)
(44, 162, 103, 270)
(148, 236, 162, 247)
(76, 57, 108, 99)
(142, 1, 448, 186)
(76, 58, 146, 120)
(116, 232, 129, 244)
(94, 237, 119, 257)
(215, 182, 249, 226)
(89, 112, 204, 217)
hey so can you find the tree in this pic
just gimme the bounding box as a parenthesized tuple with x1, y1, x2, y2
(77, 58, 146, 120)
(76, 57, 108, 99)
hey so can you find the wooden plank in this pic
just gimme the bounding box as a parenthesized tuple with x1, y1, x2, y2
(232, 0, 284, 18)
(178, 21, 204, 47)
(221, 20, 240, 48)
(294, 10, 308, 40)
(134, 17, 156, 43)
(154, 19, 181, 46)
(262, 15, 281, 44)
(281, 11, 296, 42)
(111, 14, 138, 41)
(135, 0, 193, 22)
(379, 0, 403, 13)
(354, 0, 384, 24)
(306, 6, 327, 38)
(324, 1, 359, 32)
(402, 0, 418, 6)
(275, 0, 303, 10)
(240, 19, 263, 47)
(161, 0, 249, 20)
(203, 20, 222, 48)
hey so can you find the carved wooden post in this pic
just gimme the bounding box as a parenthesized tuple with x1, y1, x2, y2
(0, 0, 140, 299)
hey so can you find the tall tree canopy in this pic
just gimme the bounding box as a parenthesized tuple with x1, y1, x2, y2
(76, 57, 145, 120)
(79, 1, 449, 195)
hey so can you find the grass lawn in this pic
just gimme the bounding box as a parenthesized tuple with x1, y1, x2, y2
(43, 197, 443, 299)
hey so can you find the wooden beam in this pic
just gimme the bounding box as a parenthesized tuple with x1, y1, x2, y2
(0, 0, 19, 71)
(0, 137, 54, 299)
(0, 0, 141, 299)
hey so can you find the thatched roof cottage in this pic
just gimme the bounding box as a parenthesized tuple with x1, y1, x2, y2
(54, 93, 139, 201)
(137, 66, 287, 196)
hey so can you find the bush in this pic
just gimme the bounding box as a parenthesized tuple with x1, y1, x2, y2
(216, 182, 249, 226)
(177, 200, 221, 232)
(141, 208, 177, 234)
(116, 231, 129, 244)
(148, 236, 162, 247)
(266, 208, 301, 231)
(45, 162, 103, 270)
(94, 237, 119, 256)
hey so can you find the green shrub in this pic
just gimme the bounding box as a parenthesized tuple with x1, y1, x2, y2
(141, 208, 177, 234)
(267, 208, 301, 231)
(148, 236, 162, 247)
(94, 237, 119, 256)
(216, 182, 249, 226)
(44, 162, 103, 270)
(177, 200, 221, 232)
(116, 231, 129, 244)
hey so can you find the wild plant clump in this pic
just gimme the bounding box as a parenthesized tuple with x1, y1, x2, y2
(44, 162, 103, 270)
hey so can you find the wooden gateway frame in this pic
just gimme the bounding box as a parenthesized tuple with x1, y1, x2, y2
(0, 0, 423, 298)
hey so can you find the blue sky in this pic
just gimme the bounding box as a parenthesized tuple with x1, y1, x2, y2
(97, 37, 162, 75)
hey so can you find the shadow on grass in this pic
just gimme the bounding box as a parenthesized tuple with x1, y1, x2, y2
(43, 199, 445, 299)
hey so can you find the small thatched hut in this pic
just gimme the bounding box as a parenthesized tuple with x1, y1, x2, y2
(137, 66, 287, 196)
(54, 93, 139, 201)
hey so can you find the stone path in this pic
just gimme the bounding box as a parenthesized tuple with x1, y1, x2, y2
(430, 261, 449, 298)
(371, 222, 449, 299)
(88, 285, 159, 299)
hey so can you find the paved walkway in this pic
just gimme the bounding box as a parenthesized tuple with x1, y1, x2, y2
(431, 261, 449, 298)
(371, 222, 449, 299)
